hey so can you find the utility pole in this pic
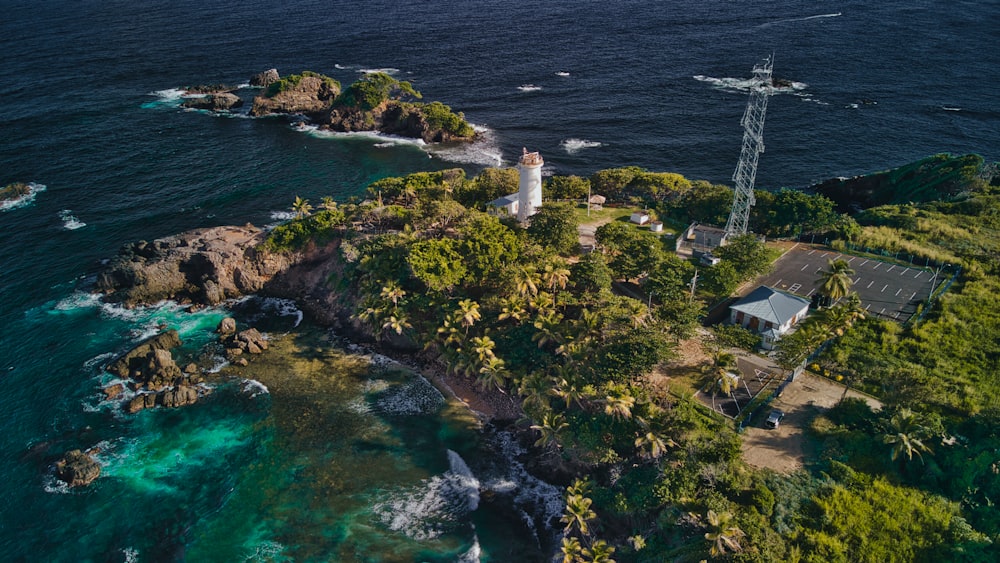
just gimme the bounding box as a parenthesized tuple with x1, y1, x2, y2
(724, 55, 773, 238)
(689, 268, 699, 301)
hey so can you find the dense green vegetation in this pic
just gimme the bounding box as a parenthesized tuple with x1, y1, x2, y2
(262, 154, 1000, 561)
(265, 70, 340, 97)
(334, 71, 420, 110)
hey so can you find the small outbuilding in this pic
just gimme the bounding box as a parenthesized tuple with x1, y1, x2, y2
(488, 194, 519, 217)
(630, 211, 650, 225)
(729, 285, 811, 338)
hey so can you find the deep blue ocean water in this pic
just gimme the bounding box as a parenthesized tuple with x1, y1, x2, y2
(1, 0, 998, 560)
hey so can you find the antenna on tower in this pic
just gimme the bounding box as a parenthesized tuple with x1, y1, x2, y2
(724, 55, 773, 238)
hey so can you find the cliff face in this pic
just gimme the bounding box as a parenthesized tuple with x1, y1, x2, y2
(95, 225, 292, 307)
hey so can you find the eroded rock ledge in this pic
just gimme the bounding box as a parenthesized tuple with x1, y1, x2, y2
(95, 225, 292, 308)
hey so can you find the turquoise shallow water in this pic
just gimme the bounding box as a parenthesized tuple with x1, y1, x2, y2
(11, 295, 555, 561)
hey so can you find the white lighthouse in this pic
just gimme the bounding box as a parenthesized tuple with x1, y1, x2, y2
(517, 148, 544, 223)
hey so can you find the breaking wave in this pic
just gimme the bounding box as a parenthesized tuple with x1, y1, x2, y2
(58, 209, 86, 230)
(373, 449, 480, 540)
(560, 138, 603, 154)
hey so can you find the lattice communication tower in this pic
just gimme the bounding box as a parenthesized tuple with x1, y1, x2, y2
(724, 56, 773, 238)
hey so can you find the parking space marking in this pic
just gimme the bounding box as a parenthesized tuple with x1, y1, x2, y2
(899, 267, 909, 276)
(867, 280, 875, 288)
(895, 288, 902, 296)
(887, 265, 895, 272)
(806, 288, 815, 296)
(914, 271, 922, 278)
(872, 263, 880, 270)
(880, 307, 886, 315)
(882, 284, 888, 292)
(789, 283, 802, 293)
(821, 252, 830, 258)
(911, 292, 917, 300)
(854, 277, 861, 283)
(808, 249, 816, 255)
(800, 264, 810, 271)
(774, 278, 782, 286)
(860, 260, 869, 266)
(865, 304, 872, 311)
(893, 311, 900, 319)
(847, 257, 856, 263)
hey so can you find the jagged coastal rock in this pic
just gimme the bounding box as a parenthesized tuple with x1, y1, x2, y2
(95, 225, 291, 307)
(249, 73, 340, 118)
(55, 449, 101, 487)
(181, 92, 243, 111)
(103, 330, 210, 413)
(250, 68, 280, 87)
(0, 182, 32, 202)
(106, 330, 183, 377)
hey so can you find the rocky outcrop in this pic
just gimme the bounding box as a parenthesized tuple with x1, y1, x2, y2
(250, 68, 280, 87)
(324, 101, 475, 143)
(249, 75, 340, 117)
(55, 449, 101, 487)
(1, 182, 32, 202)
(95, 225, 291, 307)
(217, 317, 237, 335)
(106, 330, 209, 413)
(181, 92, 243, 111)
(106, 330, 182, 378)
(223, 328, 268, 359)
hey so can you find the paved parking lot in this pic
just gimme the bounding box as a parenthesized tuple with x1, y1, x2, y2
(758, 245, 936, 323)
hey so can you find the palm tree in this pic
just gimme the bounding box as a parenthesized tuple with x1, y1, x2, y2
(381, 314, 412, 336)
(469, 335, 497, 364)
(498, 295, 529, 324)
(561, 494, 597, 535)
(518, 372, 552, 413)
(560, 537, 583, 563)
(530, 412, 568, 448)
(380, 282, 406, 309)
(883, 408, 933, 464)
(542, 260, 572, 306)
(454, 299, 481, 335)
(703, 352, 738, 412)
(552, 376, 588, 409)
(580, 540, 616, 563)
(634, 431, 672, 460)
(602, 384, 635, 421)
(532, 311, 565, 350)
(320, 196, 337, 211)
(514, 265, 541, 298)
(477, 356, 510, 392)
(704, 509, 745, 557)
(291, 195, 313, 218)
(817, 258, 856, 305)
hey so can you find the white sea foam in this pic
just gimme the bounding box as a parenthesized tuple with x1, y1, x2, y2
(42, 473, 72, 495)
(555, 71, 571, 77)
(425, 124, 504, 167)
(458, 534, 481, 563)
(122, 548, 139, 563)
(359, 67, 400, 75)
(481, 431, 564, 542)
(53, 291, 103, 312)
(560, 138, 603, 154)
(373, 449, 480, 540)
(304, 127, 427, 147)
(1, 182, 46, 212)
(335, 64, 348, 70)
(760, 12, 842, 28)
(241, 378, 269, 398)
(58, 209, 86, 230)
(374, 376, 445, 415)
(942, 106, 962, 112)
(206, 356, 229, 374)
(150, 88, 187, 101)
(260, 297, 303, 328)
(693, 74, 807, 94)
(517, 84, 542, 92)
